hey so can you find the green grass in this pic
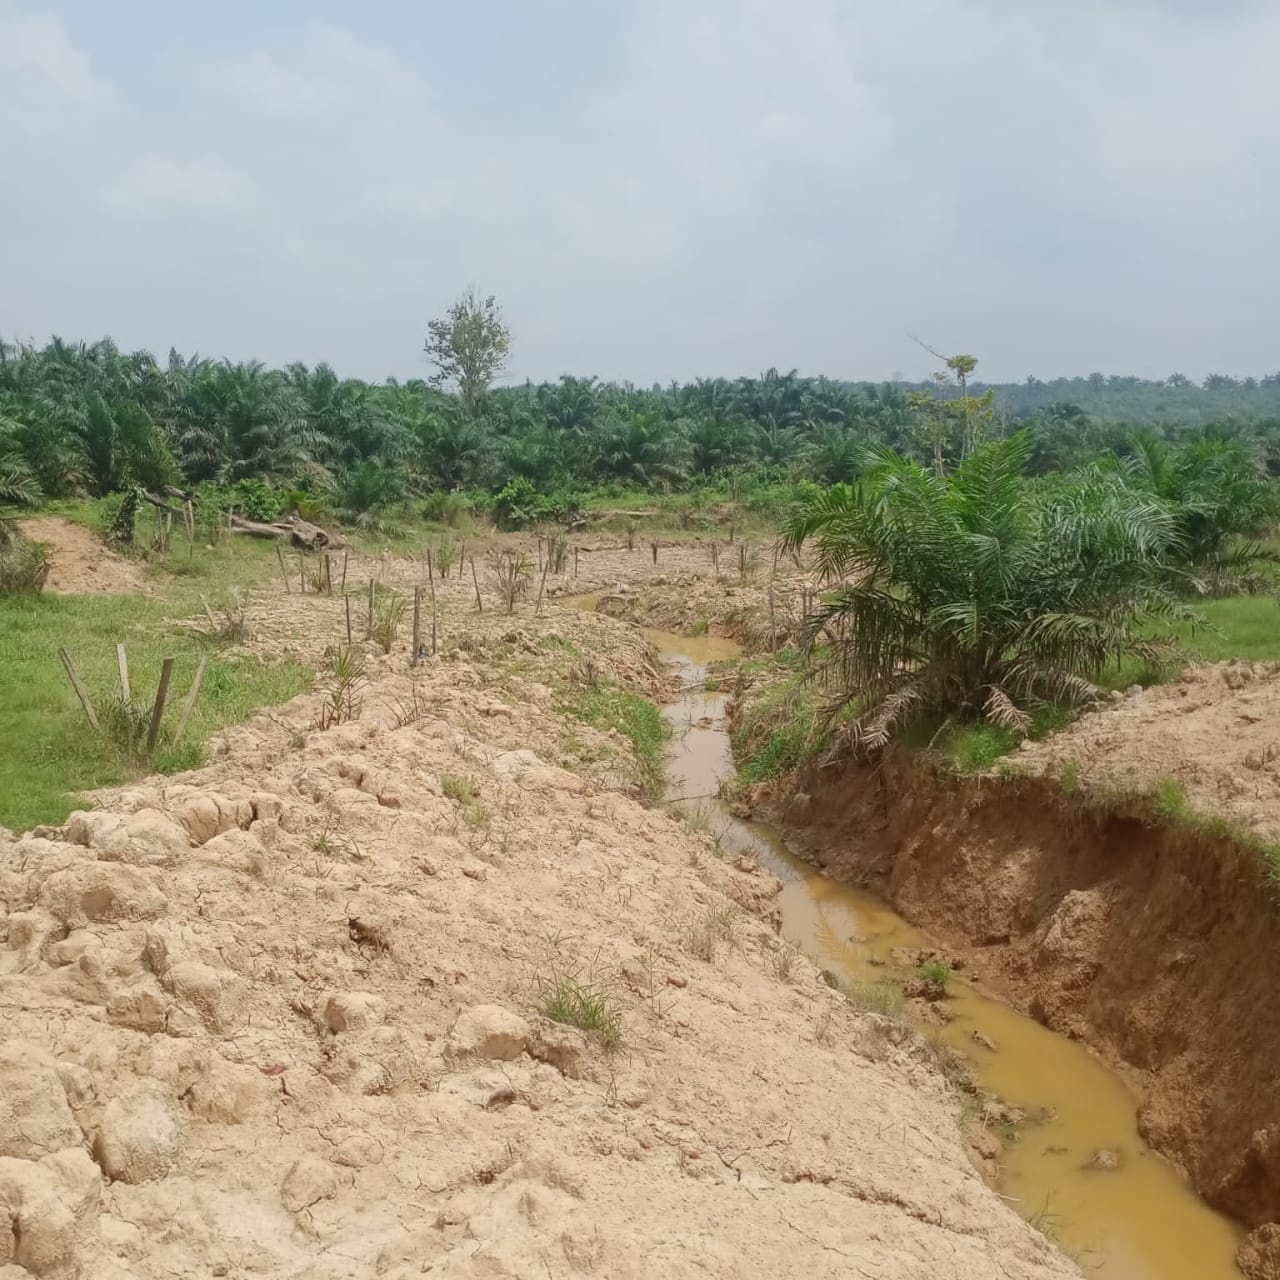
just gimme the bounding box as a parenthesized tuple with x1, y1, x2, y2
(916, 960, 952, 987)
(537, 972, 623, 1050)
(560, 682, 669, 801)
(0, 536, 312, 832)
(1104, 594, 1280, 689)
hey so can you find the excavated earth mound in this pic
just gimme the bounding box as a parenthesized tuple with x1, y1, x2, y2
(18, 517, 146, 596)
(0, 610, 1074, 1278)
(1017, 660, 1280, 840)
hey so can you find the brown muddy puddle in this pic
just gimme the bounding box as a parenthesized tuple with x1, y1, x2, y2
(644, 626, 1244, 1280)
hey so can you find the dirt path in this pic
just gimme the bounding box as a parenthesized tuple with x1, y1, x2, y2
(0, 561, 1075, 1279)
(20, 516, 146, 595)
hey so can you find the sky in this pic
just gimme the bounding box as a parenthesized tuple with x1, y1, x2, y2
(2, 0, 1278, 385)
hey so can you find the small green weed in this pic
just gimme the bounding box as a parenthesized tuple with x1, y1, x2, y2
(441, 773, 480, 804)
(538, 972, 622, 1050)
(1058, 759, 1081, 794)
(917, 960, 952, 987)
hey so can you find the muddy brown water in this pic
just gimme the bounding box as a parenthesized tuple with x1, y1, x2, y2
(640, 624, 1244, 1280)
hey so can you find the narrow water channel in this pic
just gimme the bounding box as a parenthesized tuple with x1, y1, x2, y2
(644, 625, 1244, 1280)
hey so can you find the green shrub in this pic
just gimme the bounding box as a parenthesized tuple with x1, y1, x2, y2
(0, 522, 50, 593)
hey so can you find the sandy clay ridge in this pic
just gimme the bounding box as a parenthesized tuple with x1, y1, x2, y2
(0, 601, 1075, 1278)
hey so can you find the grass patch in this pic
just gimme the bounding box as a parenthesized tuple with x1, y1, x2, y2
(731, 672, 820, 787)
(537, 972, 623, 1051)
(560, 682, 668, 801)
(1104, 594, 1280, 690)
(0, 537, 311, 832)
(441, 773, 480, 804)
(917, 960, 952, 987)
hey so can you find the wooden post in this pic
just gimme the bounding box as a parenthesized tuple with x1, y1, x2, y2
(711, 543, 720, 580)
(345, 593, 353, 647)
(116, 644, 131, 702)
(470, 556, 483, 613)
(367, 579, 376, 641)
(58, 647, 100, 731)
(426, 551, 439, 655)
(275, 544, 291, 593)
(340, 551, 349, 592)
(536, 536, 544, 573)
(458, 541, 466, 578)
(324, 554, 333, 595)
(650, 540, 658, 565)
(173, 656, 208, 745)
(574, 545, 579, 578)
(146, 657, 175, 755)
(411, 586, 422, 666)
(768, 587, 778, 653)
(536, 560, 550, 615)
(772, 544, 780, 576)
(739, 544, 746, 578)
(299, 553, 306, 594)
(729, 524, 736, 544)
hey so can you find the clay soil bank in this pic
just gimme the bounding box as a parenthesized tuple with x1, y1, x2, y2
(756, 741, 1280, 1276)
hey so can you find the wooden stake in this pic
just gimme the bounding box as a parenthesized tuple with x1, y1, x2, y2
(116, 644, 131, 702)
(275, 544, 291, 593)
(426, 552, 439, 655)
(146, 657, 175, 755)
(536, 536, 544, 572)
(536, 560, 550, 615)
(768, 587, 778, 653)
(324, 554, 333, 595)
(470, 556, 484, 613)
(411, 586, 422, 666)
(345, 593, 353, 647)
(367, 579, 375, 640)
(650, 540, 658, 565)
(173, 656, 208, 745)
(298, 553, 306, 594)
(574, 545, 579, 578)
(711, 543, 720, 579)
(458, 541, 466, 579)
(58, 647, 100, 731)
(340, 551, 349, 592)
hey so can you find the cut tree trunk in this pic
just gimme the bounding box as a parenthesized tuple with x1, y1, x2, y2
(229, 514, 346, 551)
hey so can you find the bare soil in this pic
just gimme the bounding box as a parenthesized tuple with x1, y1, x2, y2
(19, 518, 146, 596)
(1018, 661, 1280, 840)
(0, 548, 1074, 1280)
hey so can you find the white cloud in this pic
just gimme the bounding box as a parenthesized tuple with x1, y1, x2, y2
(1, 0, 1278, 382)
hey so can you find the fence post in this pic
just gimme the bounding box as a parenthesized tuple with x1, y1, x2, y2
(411, 586, 422, 666)
(470, 556, 484, 613)
(173, 657, 209, 745)
(275, 544, 292, 593)
(58, 647, 100, 731)
(146, 658, 175, 754)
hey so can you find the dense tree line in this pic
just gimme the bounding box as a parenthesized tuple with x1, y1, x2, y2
(3, 336, 1280, 522)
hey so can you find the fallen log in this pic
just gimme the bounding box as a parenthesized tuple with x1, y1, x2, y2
(229, 514, 346, 551)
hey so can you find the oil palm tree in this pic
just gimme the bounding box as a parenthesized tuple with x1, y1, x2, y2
(1118, 432, 1278, 591)
(595, 411, 690, 488)
(782, 432, 1188, 754)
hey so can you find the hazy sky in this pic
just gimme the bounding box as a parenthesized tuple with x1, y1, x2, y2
(3, 0, 1277, 384)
